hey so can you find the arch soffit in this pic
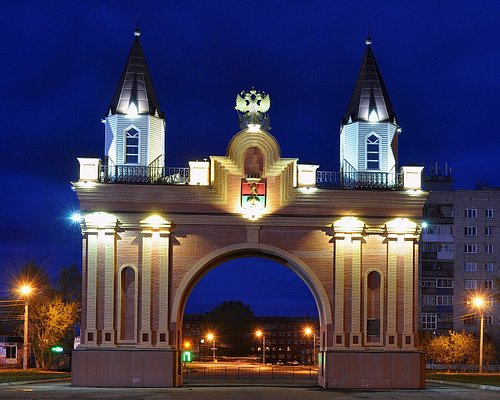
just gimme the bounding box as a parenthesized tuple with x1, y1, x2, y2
(226, 130, 282, 173)
(171, 243, 332, 327)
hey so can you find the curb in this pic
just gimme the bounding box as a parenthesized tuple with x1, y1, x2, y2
(426, 379, 500, 391)
(0, 377, 71, 387)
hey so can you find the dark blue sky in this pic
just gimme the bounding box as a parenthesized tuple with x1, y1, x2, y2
(1, 1, 499, 314)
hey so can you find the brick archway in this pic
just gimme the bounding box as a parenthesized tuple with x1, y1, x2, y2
(172, 242, 333, 334)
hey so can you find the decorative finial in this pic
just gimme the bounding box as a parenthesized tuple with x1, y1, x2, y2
(134, 26, 141, 37)
(235, 88, 271, 131)
(365, 36, 372, 46)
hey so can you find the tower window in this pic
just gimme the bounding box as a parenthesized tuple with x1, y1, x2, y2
(366, 134, 379, 170)
(125, 127, 139, 164)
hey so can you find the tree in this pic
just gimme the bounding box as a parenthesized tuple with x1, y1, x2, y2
(425, 330, 496, 370)
(29, 296, 78, 369)
(13, 262, 80, 369)
(55, 264, 81, 303)
(202, 300, 255, 357)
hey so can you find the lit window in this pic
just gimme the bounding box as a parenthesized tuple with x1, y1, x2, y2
(485, 226, 493, 236)
(464, 226, 477, 236)
(436, 295, 453, 306)
(485, 209, 493, 218)
(464, 209, 477, 218)
(464, 262, 477, 272)
(366, 134, 379, 170)
(436, 278, 453, 288)
(485, 262, 494, 272)
(421, 313, 437, 330)
(464, 244, 477, 253)
(421, 278, 437, 288)
(464, 279, 478, 289)
(125, 127, 139, 164)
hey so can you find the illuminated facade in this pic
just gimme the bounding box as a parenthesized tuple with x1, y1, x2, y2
(72, 31, 427, 388)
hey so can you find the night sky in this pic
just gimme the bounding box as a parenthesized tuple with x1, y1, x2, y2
(1, 1, 499, 316)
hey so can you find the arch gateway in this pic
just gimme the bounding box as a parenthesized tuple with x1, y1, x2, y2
(71, 31, 427, 389)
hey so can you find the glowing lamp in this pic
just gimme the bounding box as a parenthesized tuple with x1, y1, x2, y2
(71, 212, 82, 223)
(386, 217, 417, 234)
(85, 212, 117, 229)
(140, 215, 169, 229)
(334, 216, 365, 234)
(127, 102, 138, 117)
(421, 221, 428, 229)
(368, 109, 379, 122)
(472, 297, 484, 308)
(255, 330, 263, 338)
(19, 285, 33, 297)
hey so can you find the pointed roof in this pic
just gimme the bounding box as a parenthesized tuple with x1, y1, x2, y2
(107, 28, 164, 118)
(342, 37, 396, 125)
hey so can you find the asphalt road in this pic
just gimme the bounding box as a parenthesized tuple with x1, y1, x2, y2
(0, 382, 499, 400)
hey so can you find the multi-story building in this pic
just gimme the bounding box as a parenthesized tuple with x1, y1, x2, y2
(421, 169, 500, 355)
(183, 315, 319, 364)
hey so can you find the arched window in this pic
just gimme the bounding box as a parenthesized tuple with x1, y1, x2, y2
(125, 127, 139, 164)
(366, 271, 381, 343)
(366, 134, 379, 170)
(120, 266, 136, 341)
(244, 147, 264, 178)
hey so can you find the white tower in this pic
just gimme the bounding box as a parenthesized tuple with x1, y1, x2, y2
(103, 28, 165, 179)
(340, 37, 401, 183)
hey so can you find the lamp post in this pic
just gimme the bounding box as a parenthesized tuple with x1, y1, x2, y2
(206, 333, 216, 362)
(255, 330, 266, 365)
(19, 285, 33, 370)
(472, 297, 485, 373)
(304, 327, 315, 366)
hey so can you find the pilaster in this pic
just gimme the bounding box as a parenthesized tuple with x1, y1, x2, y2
(333, 236, 346, 348)
(102, 231, 116, 346)
(402, 237, 416, 349)
(385, 237, 399, 348)
(140, 233, 153, 346)
(349, 237, 362, 347)
(85, 232, 98, 346)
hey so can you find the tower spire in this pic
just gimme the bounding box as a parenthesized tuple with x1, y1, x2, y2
(342, 37, 395, 125)
(107, 28, 163, 118)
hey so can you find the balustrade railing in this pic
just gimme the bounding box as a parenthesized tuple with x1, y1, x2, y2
(100, 165, 189, 184)
(316, 170, 403, 189)
(98, 163, 402, 189)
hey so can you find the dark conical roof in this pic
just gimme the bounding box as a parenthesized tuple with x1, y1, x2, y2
(342, 38, 396, 125)
(107, 29, 164, 118)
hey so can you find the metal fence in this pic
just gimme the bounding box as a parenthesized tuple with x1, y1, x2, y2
(183, 365, 318, 383)
(426, 363, 500, 372)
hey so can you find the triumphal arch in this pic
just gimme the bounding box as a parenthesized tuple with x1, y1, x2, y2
(71, 31, 427, 388)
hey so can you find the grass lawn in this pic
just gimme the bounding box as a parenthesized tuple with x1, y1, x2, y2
(426, 372, 500, 386)
(0, 369, 71, 384)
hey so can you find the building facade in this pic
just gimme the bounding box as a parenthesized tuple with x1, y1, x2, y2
(72, 31, 427, 389)
(420, 171, 500, 356)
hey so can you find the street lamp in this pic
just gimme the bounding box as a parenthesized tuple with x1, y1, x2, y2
(471, 296, 485, 373)
(206, 333, 216, 362)
(255, 329, 266, 365)
(19, 284, 33, 370)
(304, 327, 315, 366)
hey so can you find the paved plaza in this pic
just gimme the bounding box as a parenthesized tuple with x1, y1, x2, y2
(0, 382, 499, 400)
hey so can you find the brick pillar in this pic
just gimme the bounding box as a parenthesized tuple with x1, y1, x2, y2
(102, 231, 116, 346)
(386, 237, 399, 348)
(85, 232, 98, 346)
(140, 233, 153, 346)
(157, 232, 170, 347)
(333, 236, 346, 348)
(402, 238, 416, 349)
(349, 237, 362, 348)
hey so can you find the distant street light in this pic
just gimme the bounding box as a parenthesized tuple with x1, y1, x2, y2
(255, 329, 266, 365)
(19, 284, 33, 370)
(206, 333, 216, 362)
(471, 297, 485, 373)
(304, 327, 316, 366)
